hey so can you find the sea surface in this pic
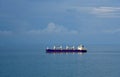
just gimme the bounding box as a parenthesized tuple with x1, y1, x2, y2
(0, 44, 120, 77)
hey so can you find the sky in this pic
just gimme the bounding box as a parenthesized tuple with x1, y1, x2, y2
(0, 0, 120, 48)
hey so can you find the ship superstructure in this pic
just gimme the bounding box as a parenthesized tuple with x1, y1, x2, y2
(46, 45, 87, 53)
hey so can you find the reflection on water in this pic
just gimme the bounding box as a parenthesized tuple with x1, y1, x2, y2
(46, 52, 85, 55)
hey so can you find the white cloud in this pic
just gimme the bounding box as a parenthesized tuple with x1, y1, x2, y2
(90, 7, 120, 17)
(68, 6, 120, 17)
(103, 28, 120, 34)
(27, 22, 78, 35)
(91, 7, 119, 13)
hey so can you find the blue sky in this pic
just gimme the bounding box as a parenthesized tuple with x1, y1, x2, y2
(0, 0, 120, 47)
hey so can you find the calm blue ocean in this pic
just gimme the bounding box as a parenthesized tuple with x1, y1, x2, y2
(0, 44, 120, 77)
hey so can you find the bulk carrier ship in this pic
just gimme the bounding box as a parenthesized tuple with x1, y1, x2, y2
(46, 45, 87, 53)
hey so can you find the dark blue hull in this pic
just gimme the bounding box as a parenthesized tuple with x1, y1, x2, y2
(46, 49, 87, 53)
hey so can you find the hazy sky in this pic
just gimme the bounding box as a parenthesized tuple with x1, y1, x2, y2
(0, 0, 120, 47)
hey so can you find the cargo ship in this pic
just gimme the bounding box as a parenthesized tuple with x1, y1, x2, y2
(46, 45, 87, 53)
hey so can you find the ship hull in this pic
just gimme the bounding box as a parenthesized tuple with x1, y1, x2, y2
(46, 49, 87, 53)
